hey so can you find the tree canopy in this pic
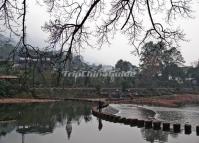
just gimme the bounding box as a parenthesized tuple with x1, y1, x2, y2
(139, 41, 184, 79)
(115, 59, 136, 71)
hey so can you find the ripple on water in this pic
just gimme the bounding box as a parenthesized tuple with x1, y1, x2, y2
(110, 104, 156, 120)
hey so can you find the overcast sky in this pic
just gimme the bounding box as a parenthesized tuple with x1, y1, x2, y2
(26, 1, 199, 66)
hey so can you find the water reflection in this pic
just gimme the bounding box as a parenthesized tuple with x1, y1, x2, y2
(0, 101, 92, 139)
(141, 128, 169, 143)
(0, 102, 198, 143)
(98, 118, 103, 131)
(66, 119, 72, 140)
(0, 122, 15, 136)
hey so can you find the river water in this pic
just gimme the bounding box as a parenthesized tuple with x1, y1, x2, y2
(112, 104, 199, 128)
(0, 101, 198, 143)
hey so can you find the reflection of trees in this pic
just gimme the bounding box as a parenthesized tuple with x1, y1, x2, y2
(16, 125, 54, 134)
(0, 122, 16, 137)
(22, 133, 25, 143)
(140, 128, 169, 143)
(84, 115, 92, 123)
(0, 101, 92, 136)
(98, 118, 103, 131)
(66, 119, 72, 140)
(169, 133, 179, 139)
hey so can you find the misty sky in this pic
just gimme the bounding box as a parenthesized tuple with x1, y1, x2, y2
(25, 1, 199, 66)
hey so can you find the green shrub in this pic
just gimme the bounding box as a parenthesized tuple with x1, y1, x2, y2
(121, 81, 130, 92)
(95, 84, 101, 95)
(0, 80, 20, 97)
(0, 80, 10, 96)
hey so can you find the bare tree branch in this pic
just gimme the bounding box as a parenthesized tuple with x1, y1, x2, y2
(0, 0, 193, 71)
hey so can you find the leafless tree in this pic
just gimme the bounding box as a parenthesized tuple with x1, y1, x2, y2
(0, 0, 193, 68)
(43, 0, 192, 56)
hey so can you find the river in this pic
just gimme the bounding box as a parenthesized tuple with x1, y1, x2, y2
(0, 101, 198, 143)
(112, 104, 199, 127)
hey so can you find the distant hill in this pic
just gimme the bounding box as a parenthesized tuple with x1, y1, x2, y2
(0, 34, 15, 60)
(0, 34, 115, 71)
(0, 34, 15, 45)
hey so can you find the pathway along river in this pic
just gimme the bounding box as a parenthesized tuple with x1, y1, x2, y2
(0, 101, 198, 143)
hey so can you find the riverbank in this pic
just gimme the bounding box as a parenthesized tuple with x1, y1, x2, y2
(24, 87, 199, 98)
(1, 93, 199, 107)
(107, 94, 199, 107)
(0, 98, 59, 104)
